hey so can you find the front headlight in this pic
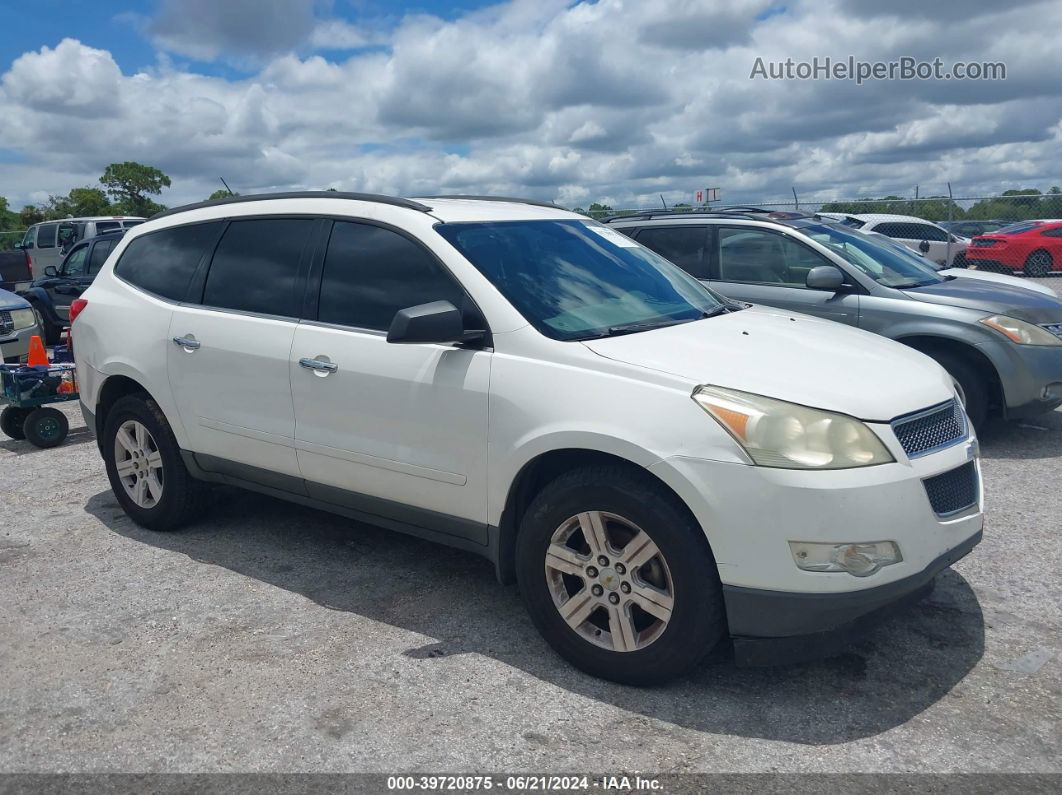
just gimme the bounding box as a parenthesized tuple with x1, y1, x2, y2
(692, 386, 894, 469)
(9, 308, 36, 331)
(980, 315, 1062, 346)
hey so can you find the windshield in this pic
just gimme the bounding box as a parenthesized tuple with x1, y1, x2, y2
(436, 219, 726, 340)
(800, 223, 945, 288)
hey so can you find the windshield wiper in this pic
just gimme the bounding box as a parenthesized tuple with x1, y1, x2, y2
(602, 306, 729, 337)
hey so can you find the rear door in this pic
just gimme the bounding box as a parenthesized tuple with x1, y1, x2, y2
(707, 226, 860, 325)
(167, 217, 316, 481)
(290, 219, 491, 537)
(47, 243, 91, 321)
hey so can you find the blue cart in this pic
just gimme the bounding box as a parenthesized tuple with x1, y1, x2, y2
(0, 360, 79, 448)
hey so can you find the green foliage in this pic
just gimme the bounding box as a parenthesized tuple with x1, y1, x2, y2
(821, 188, 1062, 223)
(19, 205, 44, 227)
(100, 161, 171, 216)
(67, 187, 111, 216)
(208, 189, 238, 201)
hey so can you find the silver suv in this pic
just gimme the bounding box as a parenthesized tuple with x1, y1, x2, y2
(607, 209, 1062, 428)
(18, 216, 145, 279)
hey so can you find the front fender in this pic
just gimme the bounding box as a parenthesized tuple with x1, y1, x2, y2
(20, 286, 59, 323)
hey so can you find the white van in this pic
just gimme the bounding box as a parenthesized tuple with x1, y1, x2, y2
(18, 216, 145, 279)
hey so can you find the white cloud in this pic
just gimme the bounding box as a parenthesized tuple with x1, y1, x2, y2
(0, 0, 1060, 212)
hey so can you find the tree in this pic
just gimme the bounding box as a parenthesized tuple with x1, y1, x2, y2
(207, 189, 237, 201)
(100, 161, 171, 216)
(67, 187, 111, 216)
(19, 205, 44, 227)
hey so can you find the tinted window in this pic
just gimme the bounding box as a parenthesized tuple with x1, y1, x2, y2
(203, 218, 312, 317)
(874, 222, 948, 242)
(1041, 227, 1062, 238)
(21, 228, 35, 248)
(115, 222, 223, 301)
(123, 221, 144, 229)
(634, 226, 708, 277)
(95, 221, 122, 234)
(88, 239, 117, 274)
(319, 222, 467, 331)
(715, 228, 829, 287)
(36, 223, 57, 248)
(436, 220, 724, 341)
(62, 246, 89, 277)
(998, 222, 1042, 235)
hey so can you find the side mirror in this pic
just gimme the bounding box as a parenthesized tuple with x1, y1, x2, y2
(805, 265, 845, 291)
(44, 265, 59, 277)
(387, 300, 481, 345)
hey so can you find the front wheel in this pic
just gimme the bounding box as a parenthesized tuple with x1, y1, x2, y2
(1024, 250, 1053, 278)
(103, 394, 210, 531)
(930, 351, 989, 430)
(516, 465, 726, 685)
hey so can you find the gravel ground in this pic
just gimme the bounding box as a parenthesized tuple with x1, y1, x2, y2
(0, 277, 1059, 774)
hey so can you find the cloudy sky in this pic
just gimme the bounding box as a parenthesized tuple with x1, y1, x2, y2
(1, 0, 1060, 211)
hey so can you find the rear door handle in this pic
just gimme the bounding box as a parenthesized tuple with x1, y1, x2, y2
(172, 335, 201, 351)
(299, 356, 338, 374)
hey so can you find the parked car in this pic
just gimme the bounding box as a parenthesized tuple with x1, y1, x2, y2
(19, 230, 124, 344)
(17, 216, 144, 279)
(863, 230, 1058, 298)
(0, 246, 33, 293)
(606, 210, 1062, 428)
(939, 220, 1008, 238)
(965, 220, 1062, 277)
(0, 288, 42, 364)
(846, 213, 969, 267)
(73, 192, 984, 685)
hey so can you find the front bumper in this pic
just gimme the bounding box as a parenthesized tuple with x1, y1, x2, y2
(975, 337, 1062, 418)
(726, 529, 981, 665)
(0, 323, 39, 363)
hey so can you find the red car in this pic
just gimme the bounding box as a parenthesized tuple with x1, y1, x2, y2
(966, 220, 1062, 277)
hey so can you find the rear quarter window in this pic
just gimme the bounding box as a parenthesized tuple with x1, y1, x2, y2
(114, 222, 223, 301)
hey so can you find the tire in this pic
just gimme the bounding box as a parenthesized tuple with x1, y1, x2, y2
(929, 351, 989, 430)
(515, 465, 726, 685)
(1024, 250, 1053, 278)
(951, 252, 969, 269)
(22, 406, 68, 448)
(102, 394, 210, 531)
(29, 303, 60, 346)
(1, 406, 30, 440)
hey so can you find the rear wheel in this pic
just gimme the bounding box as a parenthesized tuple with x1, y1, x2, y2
(103, 394, 210, 531)
(1, 406, 30, 440)
(1024, 250, 1053, 278)
(516, 465, 726, 685)
(929, 351, 989, 430)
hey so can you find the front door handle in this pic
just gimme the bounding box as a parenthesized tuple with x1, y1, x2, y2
(299, 356, 338, 374)
(173, 335, 201, 351)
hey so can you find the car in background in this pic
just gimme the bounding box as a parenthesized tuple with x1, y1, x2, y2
(965, 220, 1062, 278)
(606, 209, 1062, 428)
(0, 246, 33, 293)
(848, 214, 969, 267)
(19, 230, 124, 344)
(17, 216, 144, 279)
(864, 230, 1058, 298)
(940, 220, 1008, 238)
(0, 288, 42, 364)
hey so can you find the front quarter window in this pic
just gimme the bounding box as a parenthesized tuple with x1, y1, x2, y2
(435, 219, 725, 340)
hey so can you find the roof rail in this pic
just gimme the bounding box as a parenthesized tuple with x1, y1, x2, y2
(416, 194, 565, 210)
(601, 210, 769, 223)
(151, 191, 434, 220)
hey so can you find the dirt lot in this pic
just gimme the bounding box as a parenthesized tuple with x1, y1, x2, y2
(1, 280, 1059, 774)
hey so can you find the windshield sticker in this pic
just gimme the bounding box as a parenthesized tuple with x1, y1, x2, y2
(583, 223, 639, 247)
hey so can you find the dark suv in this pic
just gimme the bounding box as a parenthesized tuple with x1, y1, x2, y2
(20, 231, 124, 343)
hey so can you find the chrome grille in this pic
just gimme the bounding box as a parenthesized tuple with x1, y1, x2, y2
(923, 461, 978, 517)
(891, 399, 966, 458)
(0, 310, 13, 337)
(1042, 323, 1062, 340)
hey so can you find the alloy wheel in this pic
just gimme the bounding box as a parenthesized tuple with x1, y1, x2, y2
(114, 419, 164, 509)
(544, 511, 674, 652)
(1026, 251, 1052, 278)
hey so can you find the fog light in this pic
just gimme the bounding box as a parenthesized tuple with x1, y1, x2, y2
(788, 541, 902, 577)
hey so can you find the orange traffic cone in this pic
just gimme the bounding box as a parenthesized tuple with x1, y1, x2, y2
(27, 335, 49, 368)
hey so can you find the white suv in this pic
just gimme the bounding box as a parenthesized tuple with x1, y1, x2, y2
(72, 192, 984, 684)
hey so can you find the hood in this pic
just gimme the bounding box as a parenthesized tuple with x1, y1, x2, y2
(0, 288, 30, 311)
(939, 268, 1059, 299)
(904, 276, 1062, 323)
(582, 306, 953, 421)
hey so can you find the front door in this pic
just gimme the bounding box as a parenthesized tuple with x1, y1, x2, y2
(708, 226, 861, 325)
(167, 217, 316, 480)
(290, 220, 491, 539)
